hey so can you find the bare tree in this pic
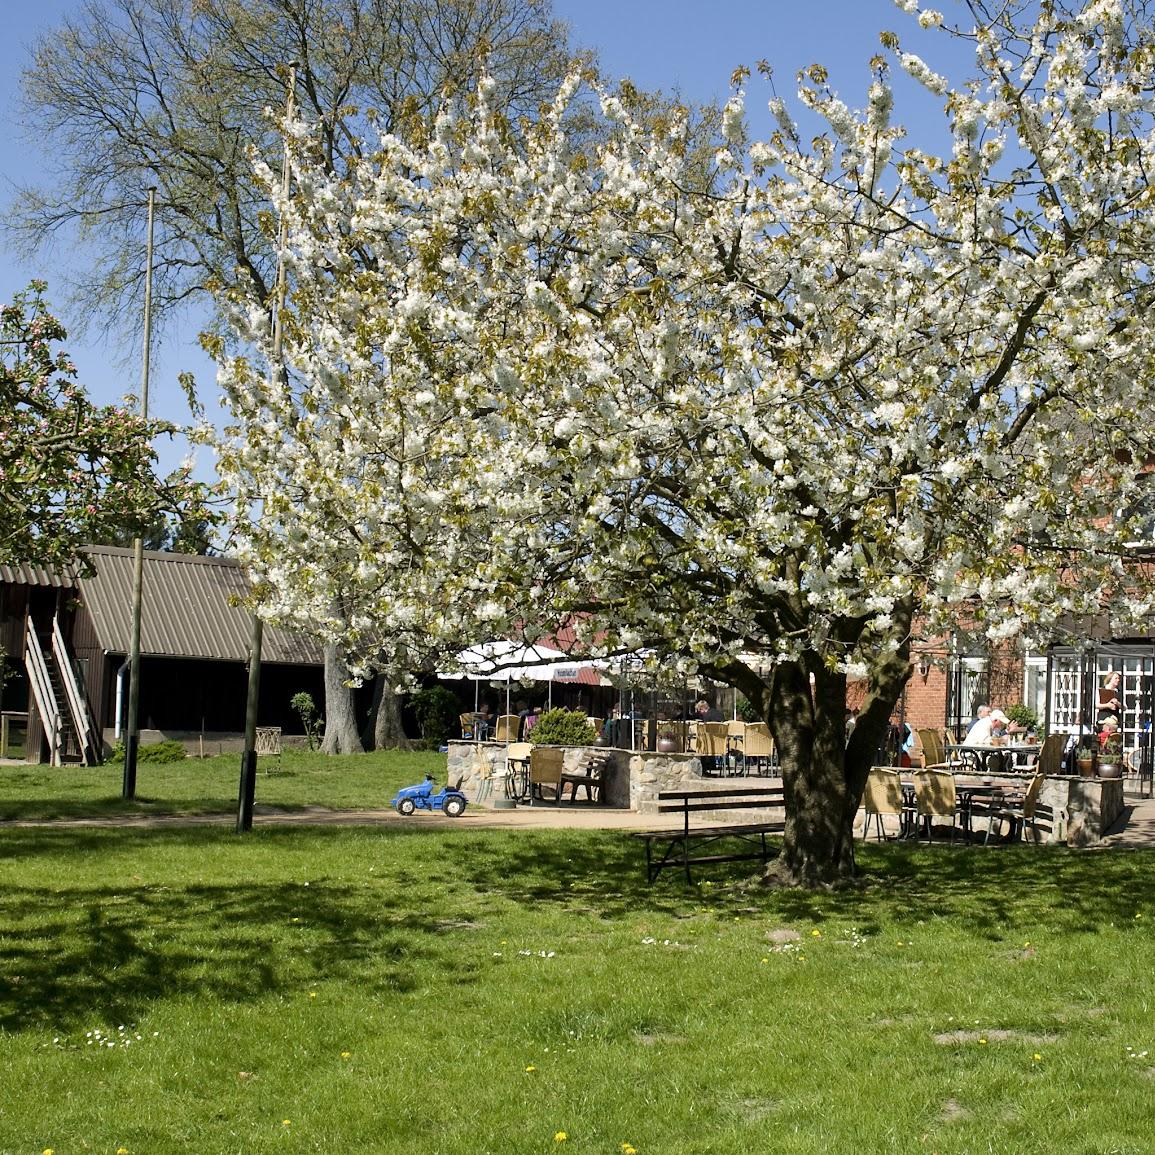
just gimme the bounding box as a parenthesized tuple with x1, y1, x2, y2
(12, 0, 576, 332)
(10, 0, 578, 750)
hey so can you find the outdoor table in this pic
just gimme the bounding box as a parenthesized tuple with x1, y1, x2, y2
(900, 778, 1019, 843)
(955, 782, 1011, 842)
(505, 758, 531, 802)
(726, 730, 745, 775)
(953, 744, 1039, 776)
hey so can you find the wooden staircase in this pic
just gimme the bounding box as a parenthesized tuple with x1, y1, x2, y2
(24, 616, 100, 766)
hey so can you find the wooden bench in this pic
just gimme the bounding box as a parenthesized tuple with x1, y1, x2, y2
(560, 750, 611, 803)
(631, 785, 786, 883)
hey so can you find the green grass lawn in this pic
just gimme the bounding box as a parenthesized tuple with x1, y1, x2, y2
(0, 805, 1153, 1153)
(0, 748, 441, 821)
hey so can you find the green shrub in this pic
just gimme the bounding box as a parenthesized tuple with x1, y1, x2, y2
(736, 695, 761, 723)
(410, 684, 461, 745)
(528, 707, 596, 746)
(290, 691, 323, 749)
(1004, 704, 1040, 733)
(107, 739, 188, 763)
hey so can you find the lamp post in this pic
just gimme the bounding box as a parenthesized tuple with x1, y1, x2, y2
(122, 185, 157, 800)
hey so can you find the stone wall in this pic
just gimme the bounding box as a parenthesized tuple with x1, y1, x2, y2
(1040, 775, 1125, 846)
(628, 751, 703, 812)
(446, 742, 709, 809)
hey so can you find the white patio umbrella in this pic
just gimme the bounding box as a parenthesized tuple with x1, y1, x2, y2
(437, 640, 571, 716)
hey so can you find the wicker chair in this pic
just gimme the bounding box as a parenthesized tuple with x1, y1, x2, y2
(862, 766, 905, 840)
(983, 773, 1048, 844)
(696, 722, 730, 777)
(529, 746, 565, 803)
(742, 723, 775, 776)
(493, 714, 520, 743)
(912, 768, 959, 843)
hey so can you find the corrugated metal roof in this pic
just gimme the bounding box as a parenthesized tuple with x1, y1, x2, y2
(77, 546, 323, 665)
(0, 562, 77, 588)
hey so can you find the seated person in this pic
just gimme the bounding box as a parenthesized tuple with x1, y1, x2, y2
(901, 723, 915, 767)
(1099, 715, 1120, 750)
(694, 698, 724, 723)
(963, 708, 1008, 746)
(475, 703, 493, 740)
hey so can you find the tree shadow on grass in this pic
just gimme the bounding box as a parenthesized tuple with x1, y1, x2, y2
(1, 824, 1151, 1033)
(0, 825, 520, 1033)
(435, 825, 1155, 943)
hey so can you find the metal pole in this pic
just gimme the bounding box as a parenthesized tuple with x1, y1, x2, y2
(238, 62, 296, 832)
(236, 613, 263, 832)
(123, 185, 157, 800)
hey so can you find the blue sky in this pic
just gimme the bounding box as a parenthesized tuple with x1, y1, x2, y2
(0, 0, 964, 481)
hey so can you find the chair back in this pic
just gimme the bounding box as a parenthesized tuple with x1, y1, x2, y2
(917, 728, 946, 767)
(507, 741, 532, 767)
(697, 722, 729, 758)
(255, 726, 282, 756)
(530, 746, 565, 790)
(913, 768, 956, 817)
(256, 726, 282, 774)
(864, 767, 904, 815)
(1022, 772, 1045, 817)
(742, 723, 774, 759)
(1035, 733, 1064, 777)
(493, 714, 520, 743)
(459, 713, 476, 740)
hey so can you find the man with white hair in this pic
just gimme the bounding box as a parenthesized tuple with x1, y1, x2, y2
(964, 708, 1007, 747)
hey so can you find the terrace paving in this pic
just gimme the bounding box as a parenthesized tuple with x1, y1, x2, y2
(4, 788, 1155, 844)
(1097, 794, 1155, 848)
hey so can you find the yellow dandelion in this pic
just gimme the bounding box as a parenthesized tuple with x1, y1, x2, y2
(811, 929, 821, 938)
(341, 1051, 351, 1059)
(525, 1064, 537, 1073)
(978, 1038, 988, 1046)
(622, 1144, 638, 1154)
(283, 1119, 291, 1126)
(117, 1148, 129, 1154)
(1033, 1053, 1042, 1062)
(43, 1150, 54, 1155)
(554, 1131, 568, 1143)
(761, 957, 769, 964)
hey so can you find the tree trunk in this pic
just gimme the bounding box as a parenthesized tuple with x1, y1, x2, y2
(321, 643, 365, 755)
(361, 676, 411, 750)
(761, 621, 914, 888)
(763, 659, 857, 887)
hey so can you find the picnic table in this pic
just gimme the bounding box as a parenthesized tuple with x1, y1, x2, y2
(631, 784, 786, 882)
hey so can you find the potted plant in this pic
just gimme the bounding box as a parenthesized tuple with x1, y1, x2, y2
(656, 721, 681, 754)
(1076, 735, 1098, 778)
(1099, 733, 1124, 779)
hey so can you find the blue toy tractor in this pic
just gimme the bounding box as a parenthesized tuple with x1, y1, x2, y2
(390, 774, 468, 817)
